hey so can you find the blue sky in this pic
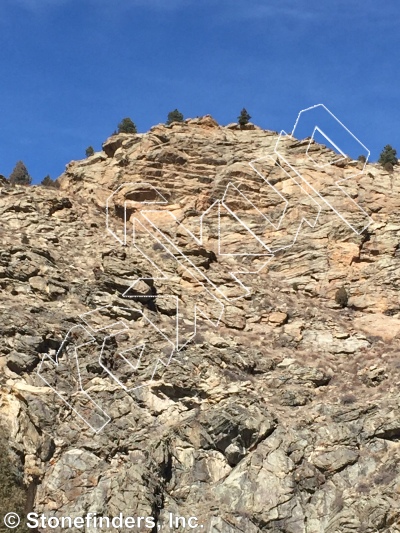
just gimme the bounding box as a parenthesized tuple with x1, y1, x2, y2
(0, 0, 399, 184)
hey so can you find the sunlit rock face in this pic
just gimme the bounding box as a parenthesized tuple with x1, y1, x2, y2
(1, 117, 400, 532)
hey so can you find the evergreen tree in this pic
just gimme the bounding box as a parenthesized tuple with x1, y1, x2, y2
(238, 108, 251, 128)
(378, 145, 398, 166)
(9, 161, 32, 186)
(40, 175, 59, 188)
(117, 117, 137, 134)
(167, 109, 184, 125)
(86, 146, 95, 157)
(41, 175, 52, 186)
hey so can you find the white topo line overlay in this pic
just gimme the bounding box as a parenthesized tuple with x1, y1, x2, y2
(39, 104, 372, 433)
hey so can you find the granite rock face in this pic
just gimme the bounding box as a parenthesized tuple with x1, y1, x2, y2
(1, 116, 400, 532)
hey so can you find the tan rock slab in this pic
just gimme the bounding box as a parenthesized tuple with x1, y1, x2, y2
(330, 242, 359, 266)
(268, 312, 288, 326)
(354, 314, 400, 341)
(29, 276, 47, 292)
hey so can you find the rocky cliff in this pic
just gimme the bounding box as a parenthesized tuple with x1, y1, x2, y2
(1, 116, 400, 532)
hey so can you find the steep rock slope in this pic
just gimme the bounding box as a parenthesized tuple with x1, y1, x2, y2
(0, 116, 400, 532)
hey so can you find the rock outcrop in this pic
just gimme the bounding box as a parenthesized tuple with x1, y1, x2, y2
(1, 116, 400, 532)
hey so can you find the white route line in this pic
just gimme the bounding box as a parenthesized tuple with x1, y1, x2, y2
(274, 118, 373, 236)
(37, 325, 111, 433)
(40, 103, 374, 433)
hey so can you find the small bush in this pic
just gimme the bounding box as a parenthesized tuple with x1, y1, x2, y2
(9, 161, 32, 186)
(384, 161, 394, 173)
(193, 332, 206, 344)
(85, 146, 95, 157)
(357, 154, 366, 163)
(335, 286, 348, 308)
(166, 109, 184, 125)
(373, 467, 397, 486)
(341, 393, 357, 405)
(356, 483, 370, 494)
(117, 117, 137, 134)
(378, 144, 398, 166)
(0, 427, 27, 533)
(238, 108, 251, 128)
